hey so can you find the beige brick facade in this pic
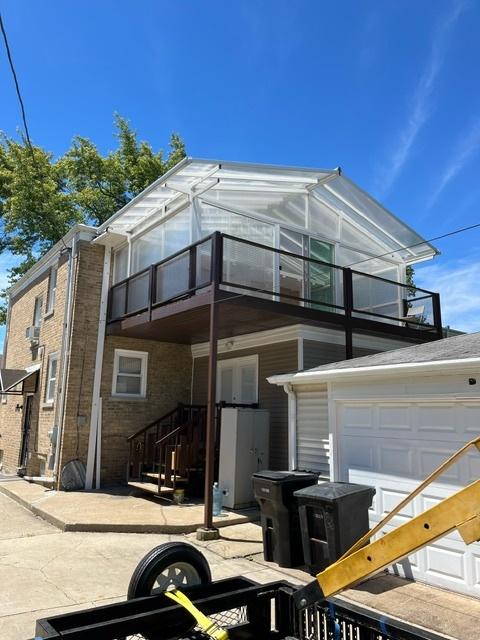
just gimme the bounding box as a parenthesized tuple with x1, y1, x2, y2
(0, 237, 193, 485)
(0, 251, 69, 474)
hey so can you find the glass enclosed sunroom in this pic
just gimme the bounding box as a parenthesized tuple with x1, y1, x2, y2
(104, 158, 441, 347)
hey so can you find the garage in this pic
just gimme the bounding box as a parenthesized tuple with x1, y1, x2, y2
(269, 331, 480, 597)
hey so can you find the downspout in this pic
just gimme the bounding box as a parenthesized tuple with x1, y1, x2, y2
(85, 245, 111, 490)
(283, 382, 297, 471)
(52, 235, 77, 484)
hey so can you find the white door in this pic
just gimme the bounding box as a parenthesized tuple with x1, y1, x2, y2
(336, 399, 480, 597)
(217, 355, 258, 405)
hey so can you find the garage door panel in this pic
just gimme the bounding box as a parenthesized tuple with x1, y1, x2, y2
(378, 405, 412, 431)
(418, 448, 463, 483)
(342, 436, 375, 471)
(342, 405, 374, 430)
(337, 399, 480, 596)
(378, 443, 414, 476)
(425, 543, 467, 582)
(416, 404, 457, 433)
(463, 404, 480, 435)
(381, 488, 414, 520)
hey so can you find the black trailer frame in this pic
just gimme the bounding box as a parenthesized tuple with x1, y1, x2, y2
(34, 577, 447, 640)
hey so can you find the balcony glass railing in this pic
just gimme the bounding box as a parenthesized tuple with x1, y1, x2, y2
(108, 232, 441, 335)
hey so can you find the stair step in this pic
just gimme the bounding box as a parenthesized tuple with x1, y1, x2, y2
(128, 481, 174, 496)
(142, 472, 188, 483)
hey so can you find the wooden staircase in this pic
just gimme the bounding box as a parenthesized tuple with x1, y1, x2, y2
(126, 404, 207, 499)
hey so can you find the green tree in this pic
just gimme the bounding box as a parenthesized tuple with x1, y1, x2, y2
(0, 116, 186, 323)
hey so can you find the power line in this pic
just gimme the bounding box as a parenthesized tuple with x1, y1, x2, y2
(347, 221, 480, 268)
(0, 11, 36, 162)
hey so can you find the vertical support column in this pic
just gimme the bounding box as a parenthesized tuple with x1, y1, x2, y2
(343, 268, 354, 360)
(198, 232, 222, 540)
(432, 293, 443, 339)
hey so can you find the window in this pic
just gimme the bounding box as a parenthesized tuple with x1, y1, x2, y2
(216, 355, 258, 405)
(45, 353, 58, 404)
(112, 349, 148, 398)
(33, 296, 43, 327)
(46, 266, 57, 314)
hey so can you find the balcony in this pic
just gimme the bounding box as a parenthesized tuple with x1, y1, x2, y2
(107, 232, 442, 348)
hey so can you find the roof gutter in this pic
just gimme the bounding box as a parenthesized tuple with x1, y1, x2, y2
(268, 356, 480, 386)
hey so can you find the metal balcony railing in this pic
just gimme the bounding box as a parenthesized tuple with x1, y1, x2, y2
(108, 232, 442, 336)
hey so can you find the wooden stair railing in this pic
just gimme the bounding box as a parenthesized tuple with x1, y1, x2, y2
(127, 404, 207, 497)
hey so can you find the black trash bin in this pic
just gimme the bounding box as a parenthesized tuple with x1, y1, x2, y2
(252, 470, 318, 568)
(294, 481, 375, 575)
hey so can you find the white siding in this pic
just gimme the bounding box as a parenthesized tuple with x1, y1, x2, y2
(296, 384, 329, 475)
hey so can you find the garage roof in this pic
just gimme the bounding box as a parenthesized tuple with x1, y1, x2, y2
(268, 332, 480, 384)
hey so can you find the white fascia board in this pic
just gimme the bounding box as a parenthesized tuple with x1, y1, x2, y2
(191, 324, 411, 358)
(268, 357, 480, 386)
(7, 224, 97, 299)
(93, 230, 128, 248)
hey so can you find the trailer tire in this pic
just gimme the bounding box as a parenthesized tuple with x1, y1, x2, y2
(128, 542, 212, 599)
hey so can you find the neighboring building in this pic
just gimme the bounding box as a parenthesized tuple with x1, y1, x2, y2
(269, 332, 480, 597)
(0, 158, 443, 493)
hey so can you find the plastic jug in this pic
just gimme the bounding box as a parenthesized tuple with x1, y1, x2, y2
(213, 482, 223, 516)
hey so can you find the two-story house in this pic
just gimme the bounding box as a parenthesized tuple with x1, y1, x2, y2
(0, 159, 441, 527)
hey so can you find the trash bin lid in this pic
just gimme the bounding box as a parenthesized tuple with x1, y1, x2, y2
(294, 481, 375, 502)
(253, 470, 317, 483)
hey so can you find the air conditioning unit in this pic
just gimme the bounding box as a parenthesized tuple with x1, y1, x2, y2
(25, 325, 40, 341)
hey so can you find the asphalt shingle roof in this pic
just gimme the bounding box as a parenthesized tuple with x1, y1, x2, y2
(302, 331, 480, 374)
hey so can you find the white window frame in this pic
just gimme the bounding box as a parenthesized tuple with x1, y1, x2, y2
(216, 354, 259, 404)
(112, 349, 148, 398)
(46, 265, 58, 315)
(44, 352, 59, 405)
(33, 296, 43, 327)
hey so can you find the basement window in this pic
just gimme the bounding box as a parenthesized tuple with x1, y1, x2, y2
(112, 349, 148, 398)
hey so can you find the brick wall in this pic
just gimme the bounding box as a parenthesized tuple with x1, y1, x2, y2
(0, 252, 69, 474)
(98, 336, 192, 484)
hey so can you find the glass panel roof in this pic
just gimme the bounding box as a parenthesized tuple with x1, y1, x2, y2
(99, 158, 437, 264)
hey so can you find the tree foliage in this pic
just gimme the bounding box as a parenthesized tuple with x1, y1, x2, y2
(0, 116, 186, 323)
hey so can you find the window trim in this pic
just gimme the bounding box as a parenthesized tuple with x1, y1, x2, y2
(46, 265, 58, 315)
(33, 295, 43, 328)
(44, 352, 59, 405)
(112, 349, 148, 398)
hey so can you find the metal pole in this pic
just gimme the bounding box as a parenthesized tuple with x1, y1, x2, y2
(198, 233, 221, 540)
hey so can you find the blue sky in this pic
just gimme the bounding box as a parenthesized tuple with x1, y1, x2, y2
(1, 0, 480, 343)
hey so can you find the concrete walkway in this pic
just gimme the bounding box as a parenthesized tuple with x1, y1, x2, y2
(1, 486, 480, 640)
(0, 480, 258, 533)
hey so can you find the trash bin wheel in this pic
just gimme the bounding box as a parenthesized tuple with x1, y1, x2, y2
(128, 542, 212, 599)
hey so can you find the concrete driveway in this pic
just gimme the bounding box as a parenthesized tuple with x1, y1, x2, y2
(2, 489, 480, 640)
(0, 493, 285, 640)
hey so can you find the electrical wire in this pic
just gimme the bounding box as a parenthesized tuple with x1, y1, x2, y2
(0, 10, 36, 162)
(347, 221, 480, 268)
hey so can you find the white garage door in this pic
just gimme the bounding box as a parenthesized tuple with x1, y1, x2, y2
(337, 400, 480, 596)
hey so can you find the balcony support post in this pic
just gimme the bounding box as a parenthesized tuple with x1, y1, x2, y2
(432, 292, 443, 339)
(343, 268, 354, 359)
(198, 233, 222, 540)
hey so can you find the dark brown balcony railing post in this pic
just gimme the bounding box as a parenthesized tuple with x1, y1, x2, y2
(200, 231, 222, 538)
(432, 293, 443, 338)
(189, 244, 197, 291)
(148, 264, 155, 321)
(343, 267, 354, 359)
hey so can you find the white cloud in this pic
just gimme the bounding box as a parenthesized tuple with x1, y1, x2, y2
(377, 1, 466, 196)
(415, 258, 480, 333)
(428, 118, 480, 207)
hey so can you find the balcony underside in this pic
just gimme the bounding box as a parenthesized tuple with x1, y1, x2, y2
(106, 286, 440, 346)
